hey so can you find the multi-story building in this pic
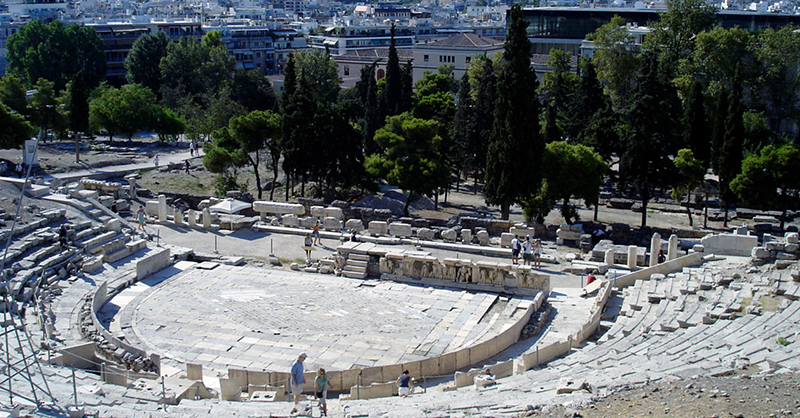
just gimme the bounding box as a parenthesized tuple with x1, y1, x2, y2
(5, 0, 67, 23)
(412, 32, 503, 80)
(216, 26, 307, 75)
(522, 7, 800, 55)
(87, 20, 203, 85)
(308, 25, 414, 56)
(333, 47, 414, 87)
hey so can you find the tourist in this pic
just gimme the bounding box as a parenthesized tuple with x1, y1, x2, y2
(185, 159, 190, 175)
(15, 162, 23, 178)
(511, 235, 520, 264)
(189, 141, 195, 157)
(312, 220, 321, 246)
(304, 234, 313, 259)
(59, 224, 69, 247)
(587, 270, 597, 286)
(533, 239, 542, 268)
(474, 367, 495, 388)
(153, 155, 159, 167)
(522, 236, 532, 266)
(0, 160, 6, 174)
(136, 205, 147, 232)
(290, 353, 307, 414)
(350, 230, 358, 242)
(658, 249, 666, 264)
(314, 368, 331, 416)
(397, 370, 413, 397)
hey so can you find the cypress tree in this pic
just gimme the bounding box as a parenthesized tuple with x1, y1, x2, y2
(684, 80, 711, 166)
(362, 64, 380, 156)
(452, 73, 475, 192)
(718, 82, 745, 227)
(618, 52, 681, 227)
(380, 23, 401, 119)
(484, 4, 542, 220)
(281, 53, 298, 199)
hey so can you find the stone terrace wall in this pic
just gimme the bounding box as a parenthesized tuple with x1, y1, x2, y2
(227, 292, 544, 395)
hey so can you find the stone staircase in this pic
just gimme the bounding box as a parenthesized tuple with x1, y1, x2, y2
(342, 252, 369, 279)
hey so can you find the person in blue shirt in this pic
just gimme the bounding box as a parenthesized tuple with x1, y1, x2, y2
(396, 370, 414, 397)
(290, 352, 307, 414)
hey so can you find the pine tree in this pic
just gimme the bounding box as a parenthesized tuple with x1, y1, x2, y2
(484, 4, 542, 220)
(564, 58, 605, 143)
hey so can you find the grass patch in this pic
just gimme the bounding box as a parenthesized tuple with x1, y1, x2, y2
(777, 336, 792, 346)
(759, 295, 782, 312)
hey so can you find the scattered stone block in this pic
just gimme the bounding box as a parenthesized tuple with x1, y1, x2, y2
(345, 219, 364, 232)
(785, 243, 799, 253)
(461, 229, 472, 243)
(323, 207, 343, 219)
(766, 241, 785, 252)
(322, 217, 342, 231)
(299, 217, 317, 229)
(252, 201, 305, 216)
(389, 222, 411, 238)
(310, 206, 325, 218)
(368, 221, 388, 236)
(752, 246, 770, 258)
(442, 229, 457, 242)
(282, 214, 298, 227)
(701, 233, 758, 257)
(786, 232, 799, 244)
(417, 228, 435, 240)
(476, 230, 489, 245)
(500, 232, 514, 248)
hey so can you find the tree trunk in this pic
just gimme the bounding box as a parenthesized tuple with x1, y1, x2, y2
(434, 191, 439, 211)
(74, 132, 80, 163)
(723, 204, 729, 228)
(285, 169, 291, 201)
(563, 197, 573, 225)
(593, 203, 598, 222)
(270, 165, 279, 201)
(301, 175, 306, 197)
(250, 153, 263, 200)
(403, 191, 413, 216)
(685, 192, 693, 227)
(501, 203, 510, 220)
(703, 191, 709, 229)
(641, 195, 648, 227)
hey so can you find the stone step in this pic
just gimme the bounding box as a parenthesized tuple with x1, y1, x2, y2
(348, 253, 370, 262)
(342, 269, 367, 279)
(346, 259, 368, 269)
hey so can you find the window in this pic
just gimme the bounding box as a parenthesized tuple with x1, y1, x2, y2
(466, 56, 471, 63)
(256, 52, 261, 58)
(344, 65, 350, 76)
(424, 54, 429, 62)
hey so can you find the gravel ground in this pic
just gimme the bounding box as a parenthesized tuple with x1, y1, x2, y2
(541, 370, 800, 418)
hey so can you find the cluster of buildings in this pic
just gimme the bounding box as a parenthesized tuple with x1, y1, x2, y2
(2, 0, 800, 90)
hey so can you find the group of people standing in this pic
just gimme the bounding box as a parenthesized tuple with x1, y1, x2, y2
(511, 235, 542, 268)
(290, 353, 416, 416)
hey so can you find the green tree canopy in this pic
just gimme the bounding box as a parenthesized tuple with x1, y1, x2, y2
(523, 141, 607, 225)
(0, 103, 34, 148)
(587, 15, 639, 105)
(125, 30, 171, 95)
(365, 113, 449, 216)
(6, 20, 105, 91)
(89, 83, 157, 141)
(29, 78, 61, 135)
(671, 148, 706, 226)
(0, 75, 28, 116)
(731, 143, 800, 229)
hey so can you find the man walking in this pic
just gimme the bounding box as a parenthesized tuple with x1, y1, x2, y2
(290, 352, 307, 415)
